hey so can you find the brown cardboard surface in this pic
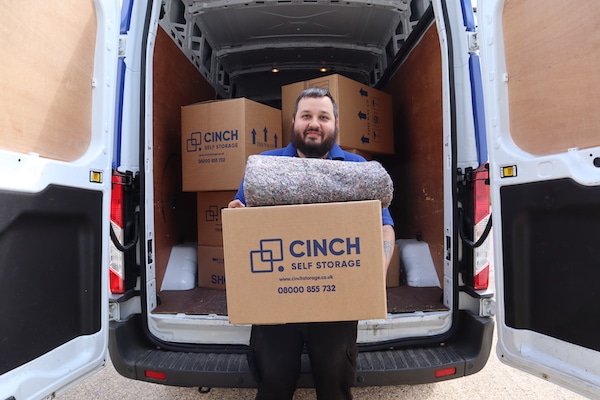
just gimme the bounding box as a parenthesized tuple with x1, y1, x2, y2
(222, 200, 387, 324)
(198, 246, 226, 290)
(281, 74, 394, 154)
(197, 191, 236, 246)
(181, 98, 282, 191)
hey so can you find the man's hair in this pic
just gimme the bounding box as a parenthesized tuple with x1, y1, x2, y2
(292, 87, 339, 120)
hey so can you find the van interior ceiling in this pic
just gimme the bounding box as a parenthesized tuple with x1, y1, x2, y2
(150, 0, 448, 317)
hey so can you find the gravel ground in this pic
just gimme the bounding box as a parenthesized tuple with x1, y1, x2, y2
(58, 331, 587, 400)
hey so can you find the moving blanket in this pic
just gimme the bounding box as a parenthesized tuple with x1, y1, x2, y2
(243, 155, 394, 208)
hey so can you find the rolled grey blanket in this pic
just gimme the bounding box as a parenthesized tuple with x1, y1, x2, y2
(243, 155, 393, 208)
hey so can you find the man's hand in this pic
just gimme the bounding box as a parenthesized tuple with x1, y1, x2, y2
(228, 199, 246, 208)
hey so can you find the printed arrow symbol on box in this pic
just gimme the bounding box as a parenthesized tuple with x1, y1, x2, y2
(359, 88, 368, 97)
(274, 133, 278, 148)
(361, 135, 370, 144)
(357, 111, 367, 120)
(251, 128, 257, 144)
(263, 127, 268, 142)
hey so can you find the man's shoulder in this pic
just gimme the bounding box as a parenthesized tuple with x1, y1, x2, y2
(340, 151, 367, 162)
(329, 143, 366, 162)
(261, 143, 296, 157)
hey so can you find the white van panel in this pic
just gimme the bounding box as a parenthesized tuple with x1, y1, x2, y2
(479, 0, 600, 397)
(0, 0, 119, 399)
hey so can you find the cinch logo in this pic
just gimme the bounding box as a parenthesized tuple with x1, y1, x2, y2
(185, 130, 239, 152)
(186, 131, 202, 152)
(289, 238, 360, 258)
(249, 237, 361, 273)
(205, 205, 219, 222)
(250, 239, 284, 273)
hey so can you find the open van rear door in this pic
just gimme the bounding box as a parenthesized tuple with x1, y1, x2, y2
(0, 1, 119, 399)
(478, 0, 600, 397)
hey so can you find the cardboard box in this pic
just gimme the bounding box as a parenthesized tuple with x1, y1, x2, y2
(181, 98, 282, 191)
(281, 74, 394, 155)
(197, 246, 226, 290)
(222, 200, 387, 324)
(197, 191, 236, 246)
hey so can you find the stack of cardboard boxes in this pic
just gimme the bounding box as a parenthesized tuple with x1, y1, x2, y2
(282, 74, 400, 288)
(181, 98, 282, 290)
(181, 75, 398, 322)
(281, 74, 394, 155)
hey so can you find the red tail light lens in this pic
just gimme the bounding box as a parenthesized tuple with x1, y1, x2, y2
(110, 173, 126, 294)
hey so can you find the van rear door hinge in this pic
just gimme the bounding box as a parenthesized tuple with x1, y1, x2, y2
(467, 31, 479, 52)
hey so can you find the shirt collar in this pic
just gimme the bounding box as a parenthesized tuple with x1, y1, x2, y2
(327, 143, 346, 160)
(283, 142, 346, 160)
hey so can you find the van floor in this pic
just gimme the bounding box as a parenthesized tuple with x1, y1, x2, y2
(153, 286, 447, 315)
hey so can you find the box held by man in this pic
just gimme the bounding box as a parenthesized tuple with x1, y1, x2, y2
(222, 200, 387, 325)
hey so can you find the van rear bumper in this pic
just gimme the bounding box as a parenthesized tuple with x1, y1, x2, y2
(109, 310, 493, 388)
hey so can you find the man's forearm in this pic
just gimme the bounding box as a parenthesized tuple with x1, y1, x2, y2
(382, 224, 395, 271)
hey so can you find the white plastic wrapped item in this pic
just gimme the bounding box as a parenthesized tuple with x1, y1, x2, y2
(161, 244, 197, 291)
(396, 239, 441, 287)
(243, 155, 394, 208)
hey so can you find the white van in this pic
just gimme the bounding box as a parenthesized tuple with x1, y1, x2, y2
(1, 0, 599, 399)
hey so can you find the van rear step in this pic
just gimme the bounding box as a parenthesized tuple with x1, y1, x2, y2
(109, 311, 493, 387)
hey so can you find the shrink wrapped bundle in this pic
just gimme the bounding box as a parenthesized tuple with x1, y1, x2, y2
(243, 155, 393, 208)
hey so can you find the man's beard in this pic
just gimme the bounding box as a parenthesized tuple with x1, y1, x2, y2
(290, 127, 338, 158)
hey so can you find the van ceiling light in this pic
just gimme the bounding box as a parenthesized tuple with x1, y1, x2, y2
(271, 68, 279, 73)
(319, 67, 328, 72)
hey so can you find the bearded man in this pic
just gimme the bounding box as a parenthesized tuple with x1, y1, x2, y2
(228, 87, 395, 400)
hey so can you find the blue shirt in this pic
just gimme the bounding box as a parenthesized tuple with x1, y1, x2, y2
(234, 142, 394, 226)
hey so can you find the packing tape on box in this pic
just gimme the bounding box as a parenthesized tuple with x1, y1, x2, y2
(243, 155, 393, 208)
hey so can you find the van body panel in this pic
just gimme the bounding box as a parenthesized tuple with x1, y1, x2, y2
(479, 0, 600, 397)
(0, 0, 119, 399)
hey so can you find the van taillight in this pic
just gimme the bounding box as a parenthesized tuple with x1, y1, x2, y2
(110, 173, 126, 294)
(472, 165, 491, 291)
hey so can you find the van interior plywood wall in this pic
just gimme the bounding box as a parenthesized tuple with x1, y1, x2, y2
(153, 26, 216, 288)
(0, 2, 95, 161)
(503, 0, 600, 155)
(383, 23, 444, 284)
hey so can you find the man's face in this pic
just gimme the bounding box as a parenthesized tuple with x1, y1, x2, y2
(290, 96, 338, 158)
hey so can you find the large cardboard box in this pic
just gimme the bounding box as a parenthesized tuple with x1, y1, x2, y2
(197, 246, 226, 290)
(197, 191, 236, 246)
(181, 98, 282, 191)
(281, 74, 394, 155)
(222, 200, 387, 324)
